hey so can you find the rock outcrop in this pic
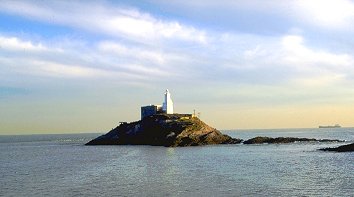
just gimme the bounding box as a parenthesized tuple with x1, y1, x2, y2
(243, 136, 343, 144)
(86, 114, 242, 147)
(319, 143, 354, 152)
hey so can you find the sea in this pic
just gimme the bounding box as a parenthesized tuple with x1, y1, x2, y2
(0, 128, 353, 197)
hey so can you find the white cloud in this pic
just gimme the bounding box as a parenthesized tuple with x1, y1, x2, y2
(122, 64, 168, 77)
(0, 35, 180, 80)
(30, 60, 111, 78)
(244, 45, 267, 60)
(97, 41, 166, 65)
(0, 36, 46, 51)
(0, 55, 111, 78)
(0, 1, 207, 44)
(281, 35, 352, 70)
(141, 0, 354, 32)
(292, 0, 354, 29)
(239, 34, 354, 88)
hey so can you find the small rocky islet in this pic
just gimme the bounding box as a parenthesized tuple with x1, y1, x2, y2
(243, 136, 343, 144)
(319, 143, 354, 152)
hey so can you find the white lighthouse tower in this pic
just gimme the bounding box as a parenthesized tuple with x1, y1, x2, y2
(162, 89, 174, 114)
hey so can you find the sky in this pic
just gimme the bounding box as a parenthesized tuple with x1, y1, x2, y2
(1, 0, 354, 134)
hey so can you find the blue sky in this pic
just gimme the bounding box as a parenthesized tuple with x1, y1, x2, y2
(1, 0, 354, 134)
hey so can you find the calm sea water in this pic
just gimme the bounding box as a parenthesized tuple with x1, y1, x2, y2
(0, 128, 353, 197)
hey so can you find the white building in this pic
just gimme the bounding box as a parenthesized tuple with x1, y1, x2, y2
(141, 89, 174, 119)
(162, 89, 174, 114)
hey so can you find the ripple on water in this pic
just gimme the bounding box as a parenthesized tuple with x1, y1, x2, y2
(0, 131, 353, 196)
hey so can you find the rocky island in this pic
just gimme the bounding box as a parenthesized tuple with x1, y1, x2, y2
(86, 89, 241, 147)
(319, 143, 354, 152)
(86, 114, 242, 147)
(243, 136, 343, 144)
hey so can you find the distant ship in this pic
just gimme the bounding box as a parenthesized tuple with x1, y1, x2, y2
(319, 124, 341, 128)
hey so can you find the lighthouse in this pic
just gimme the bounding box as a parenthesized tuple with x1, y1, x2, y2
(141, 89, 174, 119)
(162, 89, 174, 114)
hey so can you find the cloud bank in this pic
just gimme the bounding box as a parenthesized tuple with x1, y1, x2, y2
(1, 0, 354, 132)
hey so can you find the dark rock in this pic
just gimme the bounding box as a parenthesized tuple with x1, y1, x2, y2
(319, 143, 354, 152)
(243, 136, 343, 144)
(86, 114, 242, 147)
